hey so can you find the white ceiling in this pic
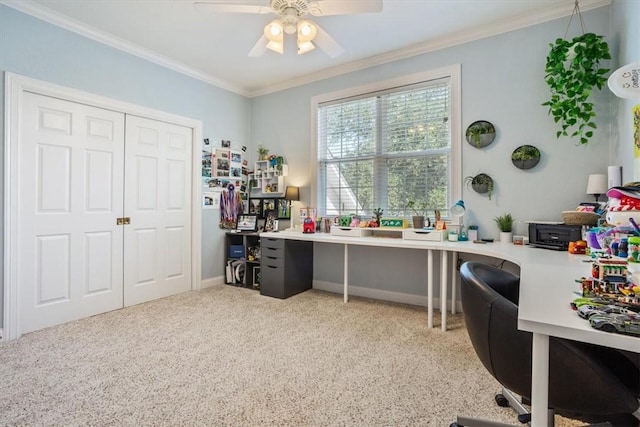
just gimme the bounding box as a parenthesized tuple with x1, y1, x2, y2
(5, 0, 610, 97)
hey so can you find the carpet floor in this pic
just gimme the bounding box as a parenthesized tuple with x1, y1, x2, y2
(0, 286, 585, 426)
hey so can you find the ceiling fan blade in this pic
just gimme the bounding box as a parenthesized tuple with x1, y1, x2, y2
(248, 35, 268, 57)
(193, 1, 272, 14)
(308, 0, 382, 16)
(313, 23, 345, 58)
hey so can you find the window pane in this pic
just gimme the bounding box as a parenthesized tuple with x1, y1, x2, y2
(322, 160, 373, 216)
(320, 99, 376, 160)
(385, 155, 449, 217)
(317, 76, 453, 219)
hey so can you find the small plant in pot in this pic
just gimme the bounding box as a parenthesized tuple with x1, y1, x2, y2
(511, 145, 541, 170)
(466, 121, 496, 148)
(406, 200, 428, 229)
(465, 173, 494, 200)
(494, 213, 514, 243)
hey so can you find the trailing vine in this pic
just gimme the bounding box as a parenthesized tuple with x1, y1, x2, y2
(542, 32, 611, 145)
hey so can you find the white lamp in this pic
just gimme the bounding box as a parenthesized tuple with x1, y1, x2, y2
(450, 199, 466, 226)
(586, 174, 607, 202)
(264, 19, 284, 54)
(297, 20, 317, 55)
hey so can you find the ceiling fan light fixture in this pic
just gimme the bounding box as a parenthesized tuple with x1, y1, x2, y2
(265, 19, 283, 38)
(264, 19, 284, 54)
(297, 40, 315, 54)
(297, 20, 317, 41)
(266, 39, 284, 54)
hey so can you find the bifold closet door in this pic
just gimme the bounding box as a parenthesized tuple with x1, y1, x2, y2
(19, 92, 125, 334)
(123, 115, 192, 306)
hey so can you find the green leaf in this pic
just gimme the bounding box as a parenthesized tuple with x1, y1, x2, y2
(542, 32, 610, 145)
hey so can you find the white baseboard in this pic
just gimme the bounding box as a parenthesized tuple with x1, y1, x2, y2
(200, 277, 463, 312)
(312, 280, 463, 312)
(201, 275, 225, 289)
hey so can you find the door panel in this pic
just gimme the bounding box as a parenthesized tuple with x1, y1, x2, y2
(124, 115, 192, 306)
(19, 92, 125, 334)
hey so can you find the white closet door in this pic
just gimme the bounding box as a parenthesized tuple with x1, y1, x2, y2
(19, 92, 125, 334)
(123, 115, 192, 306)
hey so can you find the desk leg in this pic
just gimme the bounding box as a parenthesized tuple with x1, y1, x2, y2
(440, 251, 448, 331)
(531, 333, 550, 427)
(343, 244, 349, 303)
(451, 251, 457, 315)
(427, 249, 433, 328)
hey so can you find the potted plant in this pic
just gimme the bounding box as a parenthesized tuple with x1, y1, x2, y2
(465, 121, 496, 148)
(406, 200, 428, 229)
(257, 145, 269, 160)
(465, 173, 494, 200)
(542, 32, 611, 145)
(370, 207, 384, 227)
(511, 145, 541, 170)
(494, 213, 514, 243)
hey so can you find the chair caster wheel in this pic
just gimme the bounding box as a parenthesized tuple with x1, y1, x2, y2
(495, 394, 510, 407)
(450, 423, 462, 427)
(517, 413, 531, 424)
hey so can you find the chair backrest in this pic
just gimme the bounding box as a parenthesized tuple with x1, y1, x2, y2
(459, 261, 639, 420)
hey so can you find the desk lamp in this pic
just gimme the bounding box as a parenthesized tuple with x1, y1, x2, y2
(284, 185, 300, 204)
(450, 200, 466, 240)
(586, 174, 607, 202)
(284, 186, 300, 229)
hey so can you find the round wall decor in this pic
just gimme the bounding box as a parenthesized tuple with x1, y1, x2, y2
(465, 120, 496, 148)
(511, 145, 541, 170)
(465, 173, 494, 200)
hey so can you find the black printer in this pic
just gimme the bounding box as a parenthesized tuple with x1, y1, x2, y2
(528, 223, 582, 250)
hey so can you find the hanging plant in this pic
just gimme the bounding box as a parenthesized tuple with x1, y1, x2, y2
(465, 173, 494, 200)
(541, 2, 611, 145)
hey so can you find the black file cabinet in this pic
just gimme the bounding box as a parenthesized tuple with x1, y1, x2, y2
(260, 237, 313, 299)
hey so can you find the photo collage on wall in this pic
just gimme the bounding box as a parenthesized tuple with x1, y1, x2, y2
(202, 138, 247, 211)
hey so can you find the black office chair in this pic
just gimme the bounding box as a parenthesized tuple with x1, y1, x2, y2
(451, 261, 640, 427)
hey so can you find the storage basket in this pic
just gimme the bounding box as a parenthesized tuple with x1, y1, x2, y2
(561, 211, 599, 226)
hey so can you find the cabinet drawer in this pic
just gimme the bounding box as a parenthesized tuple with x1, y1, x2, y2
(261, 255, 284, 268)
(261, 264, 284, 292)
(261, 246, 283, 259)
(261, 237, 284, 249)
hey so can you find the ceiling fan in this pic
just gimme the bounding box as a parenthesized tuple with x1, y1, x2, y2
(194, 0, 383, 57)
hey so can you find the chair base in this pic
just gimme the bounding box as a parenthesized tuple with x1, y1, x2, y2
(451, 386, 619, 427)
(450, 387, 552, 427)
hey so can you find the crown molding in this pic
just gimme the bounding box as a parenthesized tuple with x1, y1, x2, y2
(248, 0, 611, 97)
(1, 0, 250, 97)
(3, 0, 611, 99)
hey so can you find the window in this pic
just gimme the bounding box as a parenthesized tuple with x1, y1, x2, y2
(313, 66, 460, 218)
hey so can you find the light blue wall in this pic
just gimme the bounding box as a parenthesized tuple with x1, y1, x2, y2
(250, 6, 613, 293)
(0, 4, 252, 325)
(1, 2, 634, 318)
(610, 0, 640, 181)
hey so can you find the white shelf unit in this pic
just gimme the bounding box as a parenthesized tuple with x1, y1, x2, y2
(250, 160, 288, 195)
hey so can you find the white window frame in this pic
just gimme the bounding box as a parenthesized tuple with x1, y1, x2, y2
(310, 64, 462, 218)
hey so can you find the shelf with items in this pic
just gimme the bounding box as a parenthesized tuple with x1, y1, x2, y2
(249, 160, 288, 196)
(225, 232, 261, 290)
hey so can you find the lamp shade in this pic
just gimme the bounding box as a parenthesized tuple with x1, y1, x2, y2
(586, 174, 607, 196)
(450, 200, 465, 217)
(284, 186, 300, 201)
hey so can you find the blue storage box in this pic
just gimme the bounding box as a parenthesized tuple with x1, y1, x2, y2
(229, 245, 244, 258)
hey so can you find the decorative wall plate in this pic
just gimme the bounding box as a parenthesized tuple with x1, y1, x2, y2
(511, 145, 540, 170)
(465, 120, 496, 148)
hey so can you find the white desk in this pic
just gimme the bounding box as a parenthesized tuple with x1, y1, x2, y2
(261, 230, 639, 427)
